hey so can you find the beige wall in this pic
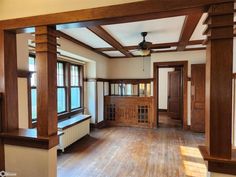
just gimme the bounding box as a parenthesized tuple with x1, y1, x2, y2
(151, 50, 206, 125)
(5, 145, 57, 177)
(158, 68, 175, 110)
(0, 0, 143, 20)
(108, 57, 151, 79)
(16, 33, 110, 128)
(107, 50, 206, 125)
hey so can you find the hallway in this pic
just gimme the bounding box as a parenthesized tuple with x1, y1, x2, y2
(58, 127, 206, 177)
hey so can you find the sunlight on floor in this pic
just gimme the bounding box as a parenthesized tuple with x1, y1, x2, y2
(180, 146, 207, 177)
(180, 146, 203, 158)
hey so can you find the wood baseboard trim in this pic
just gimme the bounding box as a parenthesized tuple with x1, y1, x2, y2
(158, 109, 167, 112)
(90, 121, 106, 129)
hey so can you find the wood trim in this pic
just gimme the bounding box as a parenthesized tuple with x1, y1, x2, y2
(96, 40, 204, 52)
(0, 93, 4, 170)
(158, 109, 167, 112)
(85, 78, 154, 83)
(177, 13, 203, 51)
(35, 26, 58, 137)
(0, 30, 18, 133)
(90, 120, 107, 129)
(87, 26, 132, 57)
(17, 70, 33, 78)
(199, 146, 236, 175)
(58, 115, 91, 130)
(152, 47, 206, 54)
(153, 61, 188, 129)
(2, 0, 231, 30)
(0, 129, 59, 149)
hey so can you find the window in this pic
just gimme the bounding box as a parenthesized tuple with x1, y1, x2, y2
(109, 82, 150, 97)
(28, 56, 83, 122)
(70, 65, 81, 110)
(28, 54, 37, 121)
(57, 62, 66, 113)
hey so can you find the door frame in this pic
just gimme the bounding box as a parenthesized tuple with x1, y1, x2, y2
(153, 61, 188, 129)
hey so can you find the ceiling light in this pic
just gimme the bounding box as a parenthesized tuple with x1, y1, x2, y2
(139, 49, 150, 56)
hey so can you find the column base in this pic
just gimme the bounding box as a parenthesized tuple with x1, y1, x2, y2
(199, 146, 236, 175)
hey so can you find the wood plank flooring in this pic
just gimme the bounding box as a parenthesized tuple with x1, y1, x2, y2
(57, 126, 206, 177)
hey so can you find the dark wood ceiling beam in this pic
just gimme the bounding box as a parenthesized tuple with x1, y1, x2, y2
(95, 40, 204, 52)
(56, 31, 110, 58)
(87, 26, 132, 57)
(177, 13, 203, 51)
(0, 0, 233, 30)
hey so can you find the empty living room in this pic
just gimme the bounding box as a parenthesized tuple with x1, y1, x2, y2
(0, 1, 235, 177)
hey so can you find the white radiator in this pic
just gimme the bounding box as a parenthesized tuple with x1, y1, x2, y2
(58, 119, 90, 152)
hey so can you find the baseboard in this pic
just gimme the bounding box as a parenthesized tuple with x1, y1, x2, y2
(90, 121, 106, 129)
(158, 109, 167, 112)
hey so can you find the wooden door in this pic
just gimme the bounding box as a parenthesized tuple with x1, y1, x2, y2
(191, 64, 205, 132)
(167, 71, 182, 119)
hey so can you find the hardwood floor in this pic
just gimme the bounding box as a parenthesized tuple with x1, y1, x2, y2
(57, 126, 206, 177)
(159, 112, 182, 128)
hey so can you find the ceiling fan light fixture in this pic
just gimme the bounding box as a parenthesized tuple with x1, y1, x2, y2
(139, 49, 150, 56)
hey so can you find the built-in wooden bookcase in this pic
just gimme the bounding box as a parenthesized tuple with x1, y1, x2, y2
(104, 79, 154, 128)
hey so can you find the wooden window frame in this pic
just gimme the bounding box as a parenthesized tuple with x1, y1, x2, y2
(28, 54, 84, 125)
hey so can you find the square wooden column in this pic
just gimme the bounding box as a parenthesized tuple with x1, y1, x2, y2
(199, 1, 236, 175)
(0, 30, 18, 170)
(35, 26, 57, 137)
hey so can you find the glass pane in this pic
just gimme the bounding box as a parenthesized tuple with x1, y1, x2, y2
(139, 83, 145, 97)
(31, 73, 37, 87)
(31, 88, 37, 120)
(57, 62, 64, 86)
(111, 84, 115, 95)
(71, 65, 79, 86)
(146, 83, 151, 97)
(125, 84, 132, 95)
(71, 87, 81, 109)
(57, 88, 66, 113)
(29, 56, 36, 72)
(114, 84, 119, 95)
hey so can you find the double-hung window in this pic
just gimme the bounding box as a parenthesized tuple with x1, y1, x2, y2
(28, 54, 37, 121)
(28, 55, 83, 122)
(57, 62, 66, 113)
(70, 65, 81, 110)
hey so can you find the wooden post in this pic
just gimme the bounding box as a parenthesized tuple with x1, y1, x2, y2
(0, 30, 18, 170)
(35, 26, 57, 137)
(199, 1, 236, 175)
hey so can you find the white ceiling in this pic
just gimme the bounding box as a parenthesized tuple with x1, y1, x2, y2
(102, 16, 186, 46)
(102, 51, 125, 57)
(61, 28, 112, 48)
(186, 44, 205, 49)
(190, 13, 207, 41)
(151, 46, 177, 52)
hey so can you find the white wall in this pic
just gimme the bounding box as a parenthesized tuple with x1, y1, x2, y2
(158, 68, 175, 110)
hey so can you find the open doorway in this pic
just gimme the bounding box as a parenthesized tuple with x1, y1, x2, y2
(158, 67, 183, 128)
(154, 61, 188, 129)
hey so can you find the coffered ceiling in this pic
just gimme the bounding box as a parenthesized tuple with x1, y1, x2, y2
(60, 8, 235, 59)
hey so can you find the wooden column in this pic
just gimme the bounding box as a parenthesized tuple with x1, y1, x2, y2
(199, 1, 236, 175)
(35, 26, 57, 137)
(0, 30, 18, 170)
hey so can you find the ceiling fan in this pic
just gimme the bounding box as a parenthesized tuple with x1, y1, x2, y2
(130, 32, 171, 56)
(138, 32, 152, 56)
